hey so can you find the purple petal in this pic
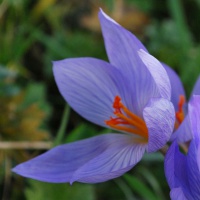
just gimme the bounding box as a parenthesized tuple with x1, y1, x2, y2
(191, 76, 200, 96)
(164, 141, 188, 189)
(13, 133, 144, 183)
(170, 114, 192, 143)
(138, 50, 171, 100)
(166, 130, 200, 199)
(70, 135, 145, 183)
(143, 98, 175, 152)
(53, 58, 131, 127)
(198, 145, 200, 172)
(162, 63, 185, 111)
(188, 95, 200, 142)
(98, 9, 147, 75)
(170, 188, 187, 200)
(98, 10, 163, 114)
(171, 95, 200, 143)
(187, 140, 200, 199)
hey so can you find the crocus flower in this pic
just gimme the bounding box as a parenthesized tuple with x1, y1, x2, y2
(12, 10, 175, 184)
(162, 63, 200, 143)
(165, 95, 200, 200)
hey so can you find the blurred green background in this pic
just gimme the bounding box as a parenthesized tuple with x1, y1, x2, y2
(1, 0, 200, 199)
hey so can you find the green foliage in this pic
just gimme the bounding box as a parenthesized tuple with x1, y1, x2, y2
(65, 123, 96, 143)
(34, 30, 106, 77)
(25, 180, 95, 200)
(65, 123, 104, 143)
(21, 82, 51, 115)
(0, 66, 21, 96)
(127, 0, 155, 11)
(124, 173, 158, 200)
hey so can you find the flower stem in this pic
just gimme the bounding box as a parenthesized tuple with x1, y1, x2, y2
(54, 104, 70, 146)
(159, 144, 169, 156)
(2, 154, 11, 200)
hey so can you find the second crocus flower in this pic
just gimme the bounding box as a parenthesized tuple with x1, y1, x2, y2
(163, 64, 200, 142)
(165, 95, 200, 199)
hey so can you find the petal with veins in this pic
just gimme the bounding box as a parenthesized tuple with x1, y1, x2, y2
(143, 98, 175, 152)
(12, 134, 145, 184)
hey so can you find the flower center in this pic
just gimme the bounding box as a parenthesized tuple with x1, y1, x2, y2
(175, 95, 185, 129)
(105, 96, 148, 140)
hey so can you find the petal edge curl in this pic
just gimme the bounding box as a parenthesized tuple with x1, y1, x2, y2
(138, 50, 171, 100)
(143, 98, 175, 152)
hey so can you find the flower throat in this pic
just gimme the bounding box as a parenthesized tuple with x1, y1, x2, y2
(105, 96, 148, 140)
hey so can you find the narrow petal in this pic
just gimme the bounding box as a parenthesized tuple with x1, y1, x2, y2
(138, 50, 171, 100)
(164, 141, 188, 189)
(186, 140, 200, 198)
(162, 63, 185, 110)
(143, 98, 175, 152)
(164, 141, 178, 189)
(98, 10, 163, 114)
(98, 9, 147, 75)
(71, 136, 146, 183)
(188, 95, 200, 142)
(170, 188, 188, 200)
(13, 134, 144, 183)
(53, 58, 130, 127)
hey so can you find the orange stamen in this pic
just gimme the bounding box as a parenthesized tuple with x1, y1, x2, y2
(105, 96, 148, 140)
(175, 95, 185, 125)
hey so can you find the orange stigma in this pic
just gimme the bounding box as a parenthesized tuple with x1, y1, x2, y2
(175, 95, 185, 126)
(105, 96, 148, 140)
